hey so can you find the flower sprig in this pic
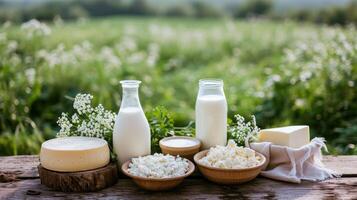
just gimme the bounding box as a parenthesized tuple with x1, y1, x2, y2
(56, 93, 116, 150)
(228, 114, 260, 147)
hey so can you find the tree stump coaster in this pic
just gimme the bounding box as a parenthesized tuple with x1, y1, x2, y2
(38, 163, 118, 192)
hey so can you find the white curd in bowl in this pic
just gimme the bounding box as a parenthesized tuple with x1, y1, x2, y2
(128, 153, 189, 178)
(199, 140, 262, 169)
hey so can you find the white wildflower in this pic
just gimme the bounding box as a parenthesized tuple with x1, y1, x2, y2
(24, 68, 36, 85)
(229, 114, 260, 146)
(6, 40, 18, 54)
(265, 74, 281, 88)
(56, 93, 115, 142)
(299, 71, 312, 82)
(348, 81, 354, 87)
(36, 44, 77, 68)
(9, 54, 21, 66)
(99, 47, 121, 68)
(21, 19, 51, 38)
(294, 99, 306, 108)
(116, 36, 137, 54)
(36, 42, 93, 68)
(127, 52, 145, 64)
(148, 24, 174, 41)
(73, 93, 93, 114)
(71, 113, 80, 124)
(147, 43, 160, 67)
(57, 113, 72, 137)
(72, 41, 92, 60)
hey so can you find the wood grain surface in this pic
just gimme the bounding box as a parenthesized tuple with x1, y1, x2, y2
(37, 163, 118, 192)
(0, 155, 356, 199)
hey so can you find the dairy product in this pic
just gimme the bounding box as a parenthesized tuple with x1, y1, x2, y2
(259, 125, 310, 148)
(161, 138, 199, 148)
(128, 153, 189, 178)
(113, 80, 151, 166)
(40, 136, 110, 172)
(196, 94, 227, 149)
(199, 140, 261, 169)
(113, 107, 151, 165)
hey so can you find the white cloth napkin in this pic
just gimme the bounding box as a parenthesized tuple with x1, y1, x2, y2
(248, 137, 340, 183)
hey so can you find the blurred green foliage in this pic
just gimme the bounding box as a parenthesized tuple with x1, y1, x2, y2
(0, 0, 356, 26)
(0, 17, 356, 155)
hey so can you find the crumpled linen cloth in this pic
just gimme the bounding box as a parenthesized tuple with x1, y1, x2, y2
(248, 137, 340, 183)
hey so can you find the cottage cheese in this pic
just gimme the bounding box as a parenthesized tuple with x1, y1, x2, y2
(199, 140, 261, 169)
(128, 153, 189, 178)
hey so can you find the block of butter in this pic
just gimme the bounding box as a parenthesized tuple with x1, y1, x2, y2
(258, 125, 310, 148)
(40, 136, 110, 172)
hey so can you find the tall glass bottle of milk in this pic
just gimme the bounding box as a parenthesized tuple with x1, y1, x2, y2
(195, 79, 227, 149)
(113, 80, 151, 165)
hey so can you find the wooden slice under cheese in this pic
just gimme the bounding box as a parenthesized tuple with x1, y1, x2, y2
(38, 163, 118, 192)
(40, 136, 110, 172)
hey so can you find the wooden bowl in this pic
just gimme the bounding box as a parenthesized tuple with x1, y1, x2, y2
(121, 159, 195, 191)
(159, 136, 201, 161)
(194, 150, 266, 184)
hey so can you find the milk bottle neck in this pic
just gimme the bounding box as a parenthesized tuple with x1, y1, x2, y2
(120, 80, 142, 109)
(198, 79, 224, 96)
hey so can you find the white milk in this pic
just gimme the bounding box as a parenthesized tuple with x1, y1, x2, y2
(161, 138, 198, 148)
(196, 95, 227, 149)
(113, 107, 151, 165)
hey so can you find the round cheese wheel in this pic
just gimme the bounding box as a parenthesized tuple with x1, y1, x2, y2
(40, 136, 110, 172)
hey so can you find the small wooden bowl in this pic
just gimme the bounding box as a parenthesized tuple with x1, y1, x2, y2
(194, 150, 266, 184)
(121, 159, 195, 191)
(159, 136, 201, 160)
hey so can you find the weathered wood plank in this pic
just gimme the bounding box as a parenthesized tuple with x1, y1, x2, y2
(1, 177, 356, 200)
(1, 155, 357, 199)
(1, 155, 356, 179)
(323, 156, 357, 177)
(0, 156, 39, 179)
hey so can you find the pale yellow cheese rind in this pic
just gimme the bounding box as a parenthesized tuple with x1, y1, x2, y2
(258, 125, 310, 148)
(40, 137, 110, 172)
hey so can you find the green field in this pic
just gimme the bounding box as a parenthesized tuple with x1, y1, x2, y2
(0, 17, 356, 155)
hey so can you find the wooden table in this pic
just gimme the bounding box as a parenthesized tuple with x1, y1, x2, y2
(0, 156, 356, 199)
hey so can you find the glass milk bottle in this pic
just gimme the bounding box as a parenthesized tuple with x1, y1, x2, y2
(195, 79, 227, 149)
(113, 80, 151, 165)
